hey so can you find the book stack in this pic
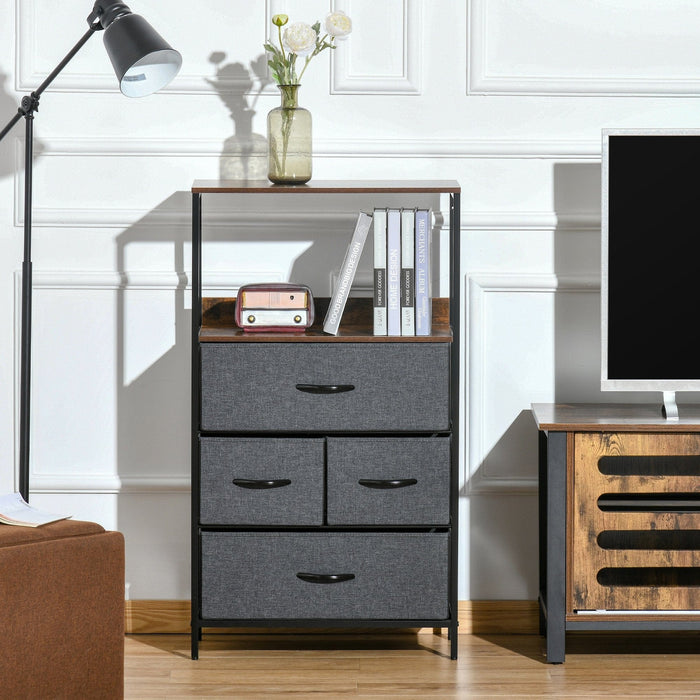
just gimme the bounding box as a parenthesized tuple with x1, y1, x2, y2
(373, 207, 432, 336)
(322, 208, 432, 336)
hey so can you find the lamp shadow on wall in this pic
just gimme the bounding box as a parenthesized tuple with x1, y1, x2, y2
(0, 69, 46, 180)
(467, 161, 602, 606)
(0, 71, 17, 180)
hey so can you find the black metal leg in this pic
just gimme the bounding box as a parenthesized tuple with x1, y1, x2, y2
(191, 623, 200, 660)
(545, 431, 567, 663)
(191, 192, 202, 661)
(450, 621, 458, 659)
(539, 599, 546, 636)
(538, 430, 547, 637)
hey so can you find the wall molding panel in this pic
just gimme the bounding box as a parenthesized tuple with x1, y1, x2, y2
(29, 474, 191, 494)
(19, 135, 602, 159)
(468, 0, 700, 96)
(466, 272, 599, 494)
(12, 270, 261, 494)
(331, 0, 422, 94)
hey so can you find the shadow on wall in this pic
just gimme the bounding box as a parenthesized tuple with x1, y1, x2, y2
(0, 71, 18, 180)
(467, 162, 603, 600)
(0, 70, 47, 181)
(207, 52, 270, 181)
(113, 187, 444, 597)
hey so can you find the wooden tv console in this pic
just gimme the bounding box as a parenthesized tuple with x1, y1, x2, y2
(532, 403, 700, 662)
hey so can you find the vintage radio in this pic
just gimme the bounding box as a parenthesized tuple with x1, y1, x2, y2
(235, 283, 314, 332)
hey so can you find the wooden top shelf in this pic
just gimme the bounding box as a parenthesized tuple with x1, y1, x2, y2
(191, 179, 461, 194)
(199, 326, 452, 343)
(200, 297, 452, 343)
(532, 402, 700, 432)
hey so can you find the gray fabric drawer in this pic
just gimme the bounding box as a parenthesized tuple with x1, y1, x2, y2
(200, 532, 449, 620)
(326, 437, 450, 525)
(200, 343, 449, 432)
(200, 438, 324, 525)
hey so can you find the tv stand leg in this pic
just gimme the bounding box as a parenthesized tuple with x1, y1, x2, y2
(662, 391, 679, 421)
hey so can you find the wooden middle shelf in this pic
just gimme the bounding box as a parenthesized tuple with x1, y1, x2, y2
(199, 297, 452, 343)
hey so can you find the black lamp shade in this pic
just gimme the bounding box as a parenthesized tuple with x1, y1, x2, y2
(103, 13, 182, 97)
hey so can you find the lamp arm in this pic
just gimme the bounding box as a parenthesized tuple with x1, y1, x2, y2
(0, 25, 99, 144)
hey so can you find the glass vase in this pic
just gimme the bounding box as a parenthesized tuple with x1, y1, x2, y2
(267, 84, 312, 185)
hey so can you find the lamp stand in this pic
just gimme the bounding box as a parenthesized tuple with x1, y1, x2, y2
(2, 1, 180, 503)
(0, 25, 100, 502)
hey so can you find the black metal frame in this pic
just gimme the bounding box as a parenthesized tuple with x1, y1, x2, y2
(190, 184, 461, 660)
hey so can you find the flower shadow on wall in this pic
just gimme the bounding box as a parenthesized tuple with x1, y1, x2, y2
(206, 52, 270, 181)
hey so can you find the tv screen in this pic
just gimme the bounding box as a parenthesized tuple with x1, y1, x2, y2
(602, 129, 700, 392)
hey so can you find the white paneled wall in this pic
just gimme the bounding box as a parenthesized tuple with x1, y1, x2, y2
(1, 0, 698, 601)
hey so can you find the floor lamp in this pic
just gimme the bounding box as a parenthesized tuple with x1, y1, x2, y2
(0, 1, 182, 502)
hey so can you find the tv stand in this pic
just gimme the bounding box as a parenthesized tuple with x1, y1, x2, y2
(532, 402, 700, 663)
(662, 391, 680, 421)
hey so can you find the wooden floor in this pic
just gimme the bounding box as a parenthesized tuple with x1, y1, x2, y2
(124, 631, 700, 698)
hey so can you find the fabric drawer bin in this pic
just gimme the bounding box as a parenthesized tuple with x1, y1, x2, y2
(326, 437, 450, 525)
(200, 343, 449, 432)
(200, 532, 449, 620)
(200, 438, 324, 525)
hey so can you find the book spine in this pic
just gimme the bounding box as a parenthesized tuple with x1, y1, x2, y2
(386, 209, 401, 336)
(323, 212, 373, 335)
(400, 208, 415, 335)
(414, 208, 432, 336)
(373, 208, 387, 335)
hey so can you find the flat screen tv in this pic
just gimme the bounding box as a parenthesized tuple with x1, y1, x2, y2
(601, 128, 700, 419)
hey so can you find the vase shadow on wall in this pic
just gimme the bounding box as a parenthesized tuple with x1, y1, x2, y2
(207, 52, 270, 181)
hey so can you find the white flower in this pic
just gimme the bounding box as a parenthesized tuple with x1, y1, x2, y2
(283, 22, 317, 56)
(324, 11, 352, 40)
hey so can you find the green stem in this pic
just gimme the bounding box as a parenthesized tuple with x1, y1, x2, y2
(297, 34, 332, 84)
(276, 85, 298, 178)
(277, 24, 291, 83)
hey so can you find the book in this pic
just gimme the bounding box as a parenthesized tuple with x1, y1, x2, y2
(414, 208, 432, 336)
(372, 208, 387, 335)
(0, 492, 71, 527)
(400, 208, 416, 335)
(323, 211, 373, 335)
(386, 208, 401, 336)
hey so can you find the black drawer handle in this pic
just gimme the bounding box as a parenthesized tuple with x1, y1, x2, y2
(296, 572, 355, 584)
(232, 478, 292, 490)
(295, 384, 355, 394)
(358, 478, 418, 490)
